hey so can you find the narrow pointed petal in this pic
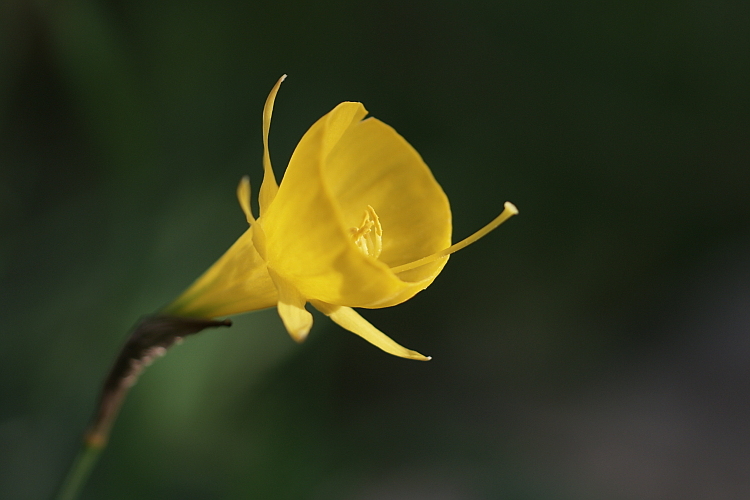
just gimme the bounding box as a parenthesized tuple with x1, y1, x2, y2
(269, 268, 313, 342)
(312, 301, 430, 361)
(259, 75, 286, 216)
(236, 176, 255, 224)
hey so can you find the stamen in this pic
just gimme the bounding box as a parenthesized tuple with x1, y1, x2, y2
(390, 201, 518, 274)
(350, 205, 383, 258)
(365, 205, 382, 258)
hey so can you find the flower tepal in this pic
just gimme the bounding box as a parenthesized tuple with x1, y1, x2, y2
(163, 75, 518, 360)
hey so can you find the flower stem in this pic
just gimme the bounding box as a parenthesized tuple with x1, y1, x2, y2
(53, 441, 104, 500)
(51, 315, 233, 500)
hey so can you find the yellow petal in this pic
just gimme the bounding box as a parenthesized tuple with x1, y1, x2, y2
(261, 102, 450, 309)
(258, 75, 286, 216)
(162, 227, 278, 318)
(312, 301, 430, 361)
(268, 268, 313, 342)
(324, 116, 452, 271)
(236, 175, 255, 223)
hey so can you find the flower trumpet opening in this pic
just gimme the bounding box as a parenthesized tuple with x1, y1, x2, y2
(390, 201, 518, 275)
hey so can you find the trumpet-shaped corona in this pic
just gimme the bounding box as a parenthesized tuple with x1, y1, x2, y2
(163, 75, 518, 360)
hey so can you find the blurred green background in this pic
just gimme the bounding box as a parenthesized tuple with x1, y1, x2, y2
(2, 0, 749, 498)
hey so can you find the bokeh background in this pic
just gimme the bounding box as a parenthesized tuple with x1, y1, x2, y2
(2, 0, 749, 498)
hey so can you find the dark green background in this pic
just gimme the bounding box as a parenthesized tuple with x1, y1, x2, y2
(2, 0, 749, 498)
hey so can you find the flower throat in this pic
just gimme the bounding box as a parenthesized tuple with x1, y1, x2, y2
(350, 205, 383, 259)
(350, 202, 519, 274)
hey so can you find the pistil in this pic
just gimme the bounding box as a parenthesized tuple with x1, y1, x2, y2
(391, 201, 518, 274)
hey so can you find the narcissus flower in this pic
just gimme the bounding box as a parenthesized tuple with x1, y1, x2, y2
(163, 76, 517, 360)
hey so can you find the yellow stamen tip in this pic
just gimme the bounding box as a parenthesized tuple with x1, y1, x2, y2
(389, 201, 519, 275)
(350, 205, 383, 259)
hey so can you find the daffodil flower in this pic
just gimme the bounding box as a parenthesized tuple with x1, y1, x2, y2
(163, 76, 517, 360)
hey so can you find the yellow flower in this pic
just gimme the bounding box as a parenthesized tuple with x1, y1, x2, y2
(163, 76, 518, 360)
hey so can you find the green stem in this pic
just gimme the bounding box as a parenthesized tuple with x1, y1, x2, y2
(51, 316, 232, 500)
(53, 442, 103, 500)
